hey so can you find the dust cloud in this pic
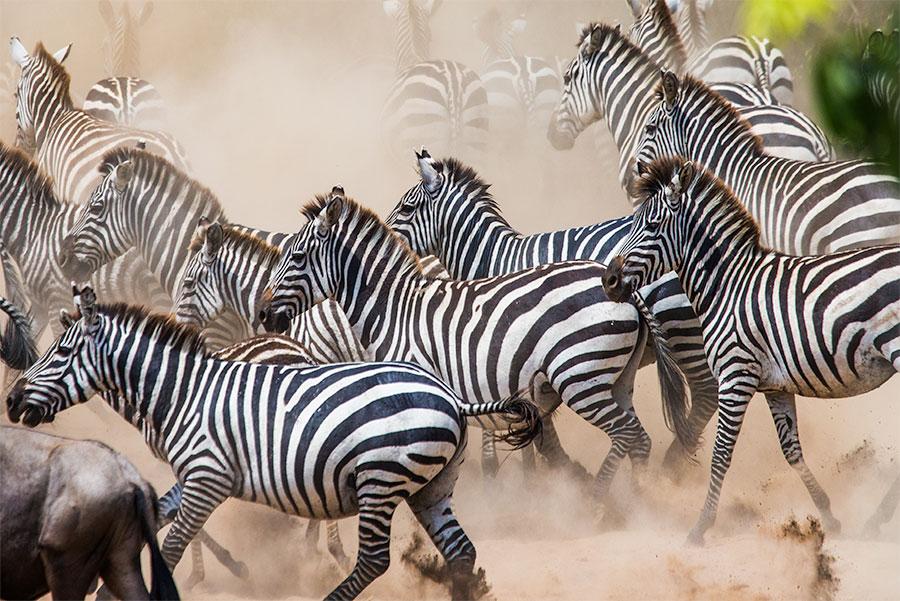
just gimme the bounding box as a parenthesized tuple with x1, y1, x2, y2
(1, 1, 899, 600)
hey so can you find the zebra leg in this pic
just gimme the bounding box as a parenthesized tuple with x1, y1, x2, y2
(325, 520, 351, 572)
(408, 494, 479, 601)
(480, 429, 500, 479)
(160, 479, 230, 571)
(863, 474, 900, 538)
(766, 392, 841, 534)
(610, 341, 652, 490)
(325, 499, 398, 601)
(303, 519, 320, 556)
(687, 393, 752, 546)
(184, 541, 206, 590)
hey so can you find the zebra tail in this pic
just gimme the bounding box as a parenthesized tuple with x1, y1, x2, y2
(633, 293, 693, 458)
(135, 486, 180, 601)
(460, 391, 543, 450)
(0, 297, 38, 371)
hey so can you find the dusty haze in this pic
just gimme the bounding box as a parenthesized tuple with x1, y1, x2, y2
(1, 1, 898, 600)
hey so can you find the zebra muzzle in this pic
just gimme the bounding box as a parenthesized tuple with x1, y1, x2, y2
(602, 256, 633, 302)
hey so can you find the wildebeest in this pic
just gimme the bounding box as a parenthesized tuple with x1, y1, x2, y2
(0, 426, 179, 600)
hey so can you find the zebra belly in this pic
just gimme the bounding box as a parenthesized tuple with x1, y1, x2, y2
(758, 355, 895, 398)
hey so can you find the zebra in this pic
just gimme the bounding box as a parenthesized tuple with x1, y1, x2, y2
(9, 37, 187, 204)
(385, 149, 719, 472)
(381, 0, 489, 159)
(175, 217, 566, 480)
(83, 0, 165, 129)
(634, 71, 900, 254)
(657, 0, 795, 105)
(863, 29, 900, 123)
(258, 189, 691, 507)
(602, 156, 900, 544)
(472, 8, 561, 146)
(0, 141, 169, 341)
(546, 23, 827, 196)
(1, 295, 38, 372)
(7, 285, 542, 601)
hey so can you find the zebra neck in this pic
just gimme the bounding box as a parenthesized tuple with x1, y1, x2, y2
(677, 0, 708, 59)
(677, 110, 765, 184)
(394, 3, 430, 72)
(437, 205, 519, 279)
(226, 249, 278, 329)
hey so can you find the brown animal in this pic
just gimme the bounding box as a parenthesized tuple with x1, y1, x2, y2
(0, 426, 178, 600)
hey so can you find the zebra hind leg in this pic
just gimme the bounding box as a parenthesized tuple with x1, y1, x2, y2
(766, 392, 841, 534)
(325, 520, 351, 572)
(862, 474, 900, 538)
(480, 429, 500, 479)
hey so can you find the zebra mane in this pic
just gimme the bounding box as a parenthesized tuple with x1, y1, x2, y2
(0, 141, 62, 208)
(32, 43, 74, 108)
(189, 225, 281, 264)
(654, 75, 765, 155)
(635, 156, 762, 244)
(579, 22, 666, 73)
(299, 194, 426, 275)
(96, 302, 209, 357)
(432, 157, 503, 218)
(98, 147, 225, 213)
(646, 0, 688, 70)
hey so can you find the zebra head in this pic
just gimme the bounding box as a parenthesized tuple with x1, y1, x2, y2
(259, 187, 346, 333)
(386, 149, 445, 256)
(175, 218, 226, 328)
(634, 69, 683, 178)
(604, 157, 694, 302)
(59, 159, 135, 282)
(6, 285, 104, 427)
(548, 23, 618, 150)
(9, 37, 72, 156)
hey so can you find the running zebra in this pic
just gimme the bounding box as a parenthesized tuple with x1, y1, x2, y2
(602, 156, 900, 544)
(8, 285, 541, 600)
(634, 71, 900, 254)
(626, 0, 832, 162)
(381, 0, 489, 159)
(0, 141, 168, 340)
(659, 0, 794, 104)
(473, 8, 561, 145)
(547, 23, 826, 194)
(1, 295, 38, 371)
(9, 38, 187, 204)
(258, 189, 690, 504)
(83, 0, 165, 128)
(386, 149, 719, 470)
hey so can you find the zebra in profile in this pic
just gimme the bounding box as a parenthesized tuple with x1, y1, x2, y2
(9, 38, 187, 204)
(1, 296, 38, 372)
(386, 149, 719, 471)
(603, 156, 900, 544)
(176, 217, 568, 479)
(655, 0, 794, 105)
(0, 141, 168, 340)
(83, 0, 166, 128)
(473, 8, 561, 146)
(8, 285, 541, 600)
(626, 0, 832, 162)
(547, 23, 826, 194)
(634, 71, 900, 254)
(258, 189, 691, 506)
(381, 0, 489, 159)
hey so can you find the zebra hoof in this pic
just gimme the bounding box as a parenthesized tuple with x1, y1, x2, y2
(823, 516, 842, 537)
(685, 528, 706, 547)
(183, 572, 204, 590)
(235, 561, 251, 580)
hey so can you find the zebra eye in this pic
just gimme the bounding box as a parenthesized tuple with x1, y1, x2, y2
(645, 218, 660, 232)
(645, 124, 657, 136)
(90, 201, 103, 214)
(183, 277, 195, 287)
(399, 202, 416, 215)
(57, 344, 72, 357)
(563, 73, 571, 85)
(292, 250, 307, 263)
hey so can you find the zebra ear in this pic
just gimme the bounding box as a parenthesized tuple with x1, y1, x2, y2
(583, 25, 603, 56)
(73, 285, 99, 334)
(677, 161, 695, 192)
(138, 1, 153, 25)
(417, 153, 442, 193)
(382, 0, 400, 17)
(204, 222, 224, 260)
(114, 161, 134, 193)
(58, 309, 76, 329)
(661, 69, 679, 109)
(627, 0, 642, 19)
(52, 44, 72, 64)
(10, 37, 29, 66)
(317, 196, 343, 237)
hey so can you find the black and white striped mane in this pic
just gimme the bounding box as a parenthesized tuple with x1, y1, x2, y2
(30, 43, 74, 108)
(577, 22, 660, 69)
(0, 141, 61, 208)
(98, 147, 221, 207)
(635, 156, 763, 243)
(653, 75, 766, 155)
(188, 224, 281, 263)
(92, 302, 210, 357)
(433, 157, 503, 216)
(642, 0, 689, 70)
(300, 194, 429, 275)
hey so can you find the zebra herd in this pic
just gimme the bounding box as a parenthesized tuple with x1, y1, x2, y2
(2, 0, 900, 599)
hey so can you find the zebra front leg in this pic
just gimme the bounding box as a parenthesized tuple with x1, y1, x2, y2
(325, 499, 399, 601)
(303, 518, 321, 557)
(863, 474, 900, 538)
(480, 429, 499, 479)
(766, 392, 841, 534)
(687, 392, 752, 546)
(160, 479, 230, 574)
(325, 520, 351, 572)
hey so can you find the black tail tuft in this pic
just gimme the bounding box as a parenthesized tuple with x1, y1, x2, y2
(0, 297, 38, 371)
(135, 487, 180, 601)
(634, 294, 693, 460)
(492, 391, 543, 450)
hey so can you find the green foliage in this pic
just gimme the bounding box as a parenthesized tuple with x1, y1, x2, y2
(742, 0, 835, 42)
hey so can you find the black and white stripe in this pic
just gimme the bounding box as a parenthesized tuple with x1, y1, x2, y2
(259, 190, 691, 503)
(604, 156, 900, 544)
(9, 288, 541, 600)
(381, 0, 489, 159)
(0, 295, 38, 371)
(634, 72, 900, 254)
(84, 77, 166, 129)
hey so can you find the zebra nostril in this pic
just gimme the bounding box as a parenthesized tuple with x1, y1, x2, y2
(258, 308, 268, 323)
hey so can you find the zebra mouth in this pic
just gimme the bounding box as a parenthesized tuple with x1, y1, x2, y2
(6, 385, 54, 427)
(636, 161, 648, 176)
(602, 256, 635, 302)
